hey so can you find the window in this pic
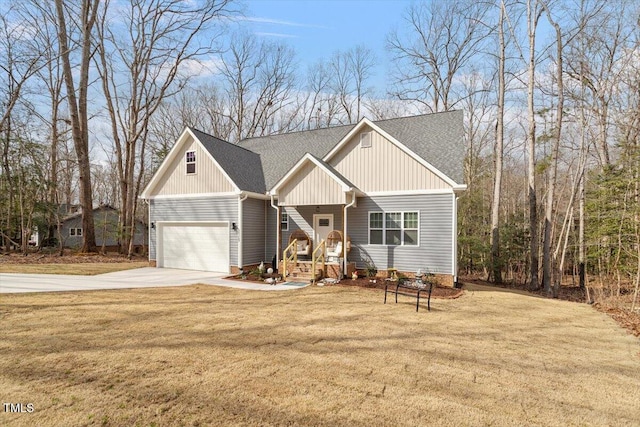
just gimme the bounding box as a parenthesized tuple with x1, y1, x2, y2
(186, 150, 196, 174)
(281, 212, 289, 231)
(69, 228, 83, 237)
(369, 211, 418, 246)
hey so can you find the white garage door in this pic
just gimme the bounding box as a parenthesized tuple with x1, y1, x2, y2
(158, 222, 229, 272)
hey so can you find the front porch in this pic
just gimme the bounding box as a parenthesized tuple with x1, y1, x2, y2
(279, 260, 357, 282)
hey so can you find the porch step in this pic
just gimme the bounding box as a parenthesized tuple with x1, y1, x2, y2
(288, 264, 323, 282)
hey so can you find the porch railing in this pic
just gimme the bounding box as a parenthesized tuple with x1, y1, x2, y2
(282, 239, 297, 279)
(312, 239, 326, 285)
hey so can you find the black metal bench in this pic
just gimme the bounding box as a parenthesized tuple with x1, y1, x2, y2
(384, 279, 433, 312)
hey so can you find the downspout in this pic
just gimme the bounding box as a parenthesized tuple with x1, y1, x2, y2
(238, 192, 248, 270)
(143, 198, 150, 264)
(343, 190, 357, 276)
(270, 194, 279, 267)
(453, 194, 459, 286)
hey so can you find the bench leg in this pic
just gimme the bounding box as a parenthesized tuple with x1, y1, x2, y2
(416, 291, 420, 312)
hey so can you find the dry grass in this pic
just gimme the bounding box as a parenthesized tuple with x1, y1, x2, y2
(1, 283, 639, 427)
(0, 262, 147, 275)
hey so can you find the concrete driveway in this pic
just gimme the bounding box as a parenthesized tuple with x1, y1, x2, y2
(0, 267, 307, 293)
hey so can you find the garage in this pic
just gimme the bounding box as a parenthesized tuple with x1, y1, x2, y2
(157, 222, 229, 272)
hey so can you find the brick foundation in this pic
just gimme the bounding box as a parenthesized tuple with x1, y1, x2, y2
(149, 260, 157, 267)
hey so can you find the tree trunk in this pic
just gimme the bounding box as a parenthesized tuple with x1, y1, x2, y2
(490, 1, 506, 284)
(54, 0, 99, 253)
(542, 3, 564, 297)
(527, 0, 540, 291)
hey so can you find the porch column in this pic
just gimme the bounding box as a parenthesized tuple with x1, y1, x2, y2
(343, 204, 347, 277)
(277, 205, 282, 268)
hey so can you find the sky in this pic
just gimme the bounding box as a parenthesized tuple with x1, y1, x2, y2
(238, 0, 412, 89)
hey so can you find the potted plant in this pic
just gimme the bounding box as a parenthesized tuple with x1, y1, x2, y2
(365, 262, 377, 283)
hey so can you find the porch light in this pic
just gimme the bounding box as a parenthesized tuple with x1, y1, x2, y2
(232, 222, 237, 231)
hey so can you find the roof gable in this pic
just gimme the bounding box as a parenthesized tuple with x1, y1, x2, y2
(141, 128, 241, 198)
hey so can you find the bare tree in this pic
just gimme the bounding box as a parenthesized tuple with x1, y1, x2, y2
(95, 0, 234, 257)
(0, 5, 46, 251)
(526, 0, 542, 291)
(54, 0, 99, 253)
(387, 0, 491, 112)
(541, 0, 564, 296)
(218, 31, 297, 142)
(328, 45, 376, 123)
(490, 0, 507, 284)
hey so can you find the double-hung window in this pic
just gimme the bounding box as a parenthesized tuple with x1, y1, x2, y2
(281, 212, 289, 231)
(369, 211, 418, 246)
(186, 150, 196, 174)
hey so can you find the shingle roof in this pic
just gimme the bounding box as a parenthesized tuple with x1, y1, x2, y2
(240, 124, 355, 190)
(374, 110, 464, 184)
(192, 111, 464, 193)
(190, 128, 266, 194)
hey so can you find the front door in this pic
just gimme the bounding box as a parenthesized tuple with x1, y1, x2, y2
(313, 214, 334, 247)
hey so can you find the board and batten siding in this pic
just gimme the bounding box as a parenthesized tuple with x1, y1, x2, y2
(278, 161, 346, 206)
(347, 194, 454, 274)
(149, 196, 238, 266)
(328, 126, 450, 192)
(152, 136, 235, 196)
(242, 197, 267, 266)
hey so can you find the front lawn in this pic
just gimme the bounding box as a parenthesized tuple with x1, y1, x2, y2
(1, 284, 638, 426)
(0, 254, 147, 275)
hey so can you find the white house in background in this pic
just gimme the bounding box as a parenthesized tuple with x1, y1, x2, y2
(140, 111, 466, 286)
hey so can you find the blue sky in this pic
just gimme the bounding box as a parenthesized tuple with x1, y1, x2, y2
(240, 0, 412, 89)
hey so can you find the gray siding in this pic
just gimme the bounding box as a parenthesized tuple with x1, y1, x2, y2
(60, 209, 146, 249)
(347, 194, 454, 274)
(150, 196, 239, 266)
(242, 197, 267, 266)
(266, 204, 278, 264)
(282, 205, 344, 252)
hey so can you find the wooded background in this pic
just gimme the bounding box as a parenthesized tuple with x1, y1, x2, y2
(1, 0, 638, 308)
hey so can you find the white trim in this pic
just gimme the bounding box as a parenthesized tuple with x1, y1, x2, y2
(366, 189, 454, 197)
(270, 153, 354, 194)
(453, 195, 458, 283)
(240, 191, 270, 200)
(145, 192, 238, 200)
(270, 195, 280, 267)
(322, 117, 461, 188)
(238, 193, 248, 268)
(140, 128, 240, 199)
(367, 210, 420, 247)
(185, 150, 196, 175)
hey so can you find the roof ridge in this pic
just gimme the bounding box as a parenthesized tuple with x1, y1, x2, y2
(370, 109, 461, 125)
(189, 127, 259, 155)
(239, 122, 355, 143)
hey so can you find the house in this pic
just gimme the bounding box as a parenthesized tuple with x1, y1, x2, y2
(140, 111, 466, 285)
(58, 205, 147, 252)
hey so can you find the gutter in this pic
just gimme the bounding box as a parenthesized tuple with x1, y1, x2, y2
(343, 190, 357, 276)
(237, 192, 249, 269)
(270, 194, 280, 267)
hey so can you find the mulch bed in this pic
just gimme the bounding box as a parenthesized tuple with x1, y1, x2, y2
(461, 276, 640, 338)
(224, 274, 463, 299)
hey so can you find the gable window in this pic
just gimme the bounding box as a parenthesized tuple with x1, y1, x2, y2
(369, 211, 418, 246)
(186, 150, 196, 174)
(69, 228, 83, 237)
(281, 212, 289, 231)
